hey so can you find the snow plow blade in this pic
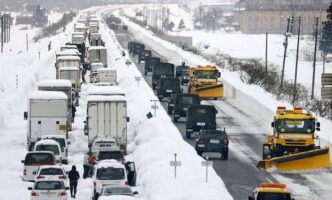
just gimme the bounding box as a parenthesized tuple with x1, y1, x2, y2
(191, 84, 224, 99)
(257, 147, 330, 171)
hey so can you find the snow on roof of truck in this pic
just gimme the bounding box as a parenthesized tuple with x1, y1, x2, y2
(87, 95, 126, 102)
(59, 66, 79, 71)
(98, 68, 116, 72)
(61, 45, 77, 49)
(75, 23, 86, 29)
(35, 139, 60, 146)
(96, 159, 125, 169)
(29, 91, 68, 100)
(91, 62, 104, 67)
(37, 79, 72, 88)
(41, 135, 66, 139)
(89, 46, 107, 50)
(87, 86, 125, 96)
(93, 137, 117, 143)
(57, 55, 81, 61)
(56, 49, 81, 56)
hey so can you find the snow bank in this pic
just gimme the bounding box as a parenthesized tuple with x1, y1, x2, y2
(98, 9, 233, 200)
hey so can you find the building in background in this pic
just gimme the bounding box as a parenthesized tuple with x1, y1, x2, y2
(234, 0, 330, 34)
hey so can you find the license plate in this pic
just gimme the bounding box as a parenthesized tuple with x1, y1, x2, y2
(210, 139, 219, 144)
(197, 122, 205, 126)
(166, 90, 173, 92)
(197, 144, 205, 147)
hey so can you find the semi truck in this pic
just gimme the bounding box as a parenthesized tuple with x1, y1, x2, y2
(55, 55, 81, 79)
(24, 91, 68, 151)
(96, 68, 117, 85)
(88, 46, 107, 68)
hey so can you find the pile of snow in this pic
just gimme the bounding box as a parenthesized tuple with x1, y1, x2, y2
(98, 8, 233, 200)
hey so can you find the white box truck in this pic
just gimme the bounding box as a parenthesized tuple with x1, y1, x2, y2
(97, 68, 117, 85)
(85, 95, 128, 152)
(55, 55, 81, 79)
(88, 46, 107, 68)
(24, 91, 68, 151)
(37, 79, 74, 130)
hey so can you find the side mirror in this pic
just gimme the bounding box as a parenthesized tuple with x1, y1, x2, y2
(28, 187, 33, 190)
(248, 196, 254, 200)
(271, 122, 275, 127)
(316, 122, 320, 128)
(127, 117, 130, 122)
(24, 112, 28, 120)
(21, 160, 25, 163)
(65, 187, 70, 190)
(133, 191, 139, 195)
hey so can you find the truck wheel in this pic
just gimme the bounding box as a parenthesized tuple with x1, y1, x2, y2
(197, 151, 202, 156)
(222, 152, 228, 160)
(173, 116, 178, 122)
(152, 85, 156, 90)
(144, 71, 147, 76)
(185, 131, 191, 139)
(158, 97, 162, 101)
(167, 108, 172, 115)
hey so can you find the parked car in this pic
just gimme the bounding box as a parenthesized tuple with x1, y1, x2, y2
(34, 165, 67, 182)
(34, 139, 62, 164)
(98, 185, 138, 199)
(28, 179, 69, 200)
(41, 135, 70, 164)
(195, 129, 229, 160)
(22, 151, 55, 181)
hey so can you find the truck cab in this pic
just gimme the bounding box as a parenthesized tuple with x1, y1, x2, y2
(156, 77, 181, 101)
(248, 183, 294, 200)
(144, 57, 161, 75)
(152, 62, 175, 90)
(186, 105, 217, 139)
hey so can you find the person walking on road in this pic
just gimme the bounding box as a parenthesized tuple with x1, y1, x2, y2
(68, 165, 80, 198)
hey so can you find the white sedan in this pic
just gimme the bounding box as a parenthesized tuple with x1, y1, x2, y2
(28, 179, 69, 200)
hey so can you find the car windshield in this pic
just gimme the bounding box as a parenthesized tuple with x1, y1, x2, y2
(257, 192, 291, 200)
(35, 145, 60, 155)
(97, 167, 125, 180)
(25, 153, 54, 165)
(181, 96, 199, 106)
(98, 151, 123, 161)
(35, 181, 64, 190)
(40, 168, 64, 175)
(103, 187, 132, 196)
(153, 64, 173, 76)
(202, 131, 225, 140)
(196, 70, 218, 79)
(181, 70, 189, 76)
(146, 58, 160, 66)
(188, 107, 216, 122)
(47, 138, 65, 151)
(275, 119, 315, 133)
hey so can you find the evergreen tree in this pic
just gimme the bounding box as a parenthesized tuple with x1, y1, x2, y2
(319, 2, 332, 55)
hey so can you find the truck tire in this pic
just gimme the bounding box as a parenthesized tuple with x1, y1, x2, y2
(185, 131, 191, 139)
(222, 152, 228, 160)
(167, 108, 172, 115)
(173, 116, 178, 122)
(144, 71, 147, 76)
(197, 151, 202, 156)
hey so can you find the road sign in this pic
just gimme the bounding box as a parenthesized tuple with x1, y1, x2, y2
(170, 161, 182, 166)
(151, 105, 159, 109)
(201, 160, 213, 166)
(321, 87, 332, 99)
(321, 73, 332, 86)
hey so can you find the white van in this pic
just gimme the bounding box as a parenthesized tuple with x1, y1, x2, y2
(22, 151, 55, 181)
(92, 160, 128, 199)
(41, 135, 70, 164)
(34, 139, 62, 164)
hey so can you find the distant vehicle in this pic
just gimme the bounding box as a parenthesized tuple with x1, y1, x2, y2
(185, 105, 217, 139)
(90, 137, 118, 154)
(138, 50, 152, 63)
(55, 55, 80, 80)
(60, 45, 78, 52)
(24, 91, 68, 151)
(156, 77, 181, 101)
(92, 160, 129, 200)
(168, 93, 200, 122)
(34, 139, 62, 164)
(195, 129, 229, 160)
(131, 43, 145, 56)
(98, 185, 138, 199)
(96, 68, 117, 85)
(28, 179, 69, 200)
(90, 62, 104, 83)
(40, 135, 70, 164)
(88, 46, 108, 68)
(96, 147, 124, 163)
(248, 183, 293, 200)
(152, 62, 175, 90)
(34, 165, 67, 181)
(144, 57, 160, 75)
(72, 32, 85, 44)
(176, 64, 190, 85)
(22, 151, 55, 181)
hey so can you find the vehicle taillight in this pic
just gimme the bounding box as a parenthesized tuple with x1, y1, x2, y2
(36, 175, 45, 179)
(23, 169, 26, 176)
(31, 192, 39, 196)
(58, 175, 67, 179)
(58, 191, 67, 196)
(224, 139, 229, 146)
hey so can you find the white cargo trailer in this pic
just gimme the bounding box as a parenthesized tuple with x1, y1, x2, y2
(37, 79, 74, 130)
(55, 55, 80, 79)
(90, 62, 104, 83)
(96, 68, 117, 85)
(88, 46, 107, 67)
(85, 95, 128, 152)
(59, 67, 80, 91)
(24, 91, 68, 151)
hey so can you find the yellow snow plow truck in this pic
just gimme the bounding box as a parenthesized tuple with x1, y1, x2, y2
(257, 106, 330, 171)
(248, 183, 293, 200)
(188, 65, 223, 99)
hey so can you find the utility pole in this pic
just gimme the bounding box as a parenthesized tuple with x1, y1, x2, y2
(311, 17, 319, 100)
(265, 32, 268, 73)
(26, 34, 29, 52)
(293, 17, 301, 105)
(280, 17, 291, 89)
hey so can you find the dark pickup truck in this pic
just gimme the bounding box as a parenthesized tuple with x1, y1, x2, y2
(156, 77, 181, 101)
(152, 62, 175, 90)
(168, 93, 200, 122)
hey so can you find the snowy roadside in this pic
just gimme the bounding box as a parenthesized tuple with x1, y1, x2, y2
(97, 8, 234, 200)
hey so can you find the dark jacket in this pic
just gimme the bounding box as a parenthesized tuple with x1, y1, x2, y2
(68, 167, 80, 183)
